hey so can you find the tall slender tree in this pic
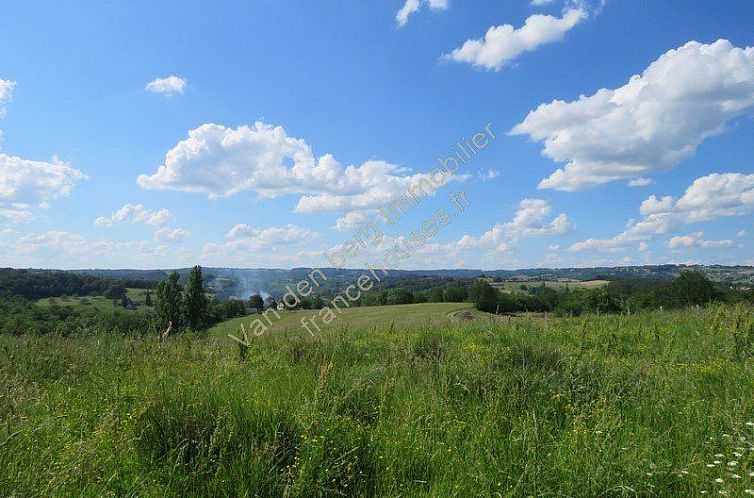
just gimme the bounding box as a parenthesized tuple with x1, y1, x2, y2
(184, 265, 209, 331)
(155, 271, 183, 330)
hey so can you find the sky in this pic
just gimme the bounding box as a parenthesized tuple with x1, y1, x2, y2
(1, 0, 754, 270)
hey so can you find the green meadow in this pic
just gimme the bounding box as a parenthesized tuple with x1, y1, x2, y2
(35, 288, 153, 313)
(2, 303, 754, 497)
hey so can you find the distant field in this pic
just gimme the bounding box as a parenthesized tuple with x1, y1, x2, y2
(209, 302, 474, 337)
(489, 279, 609, 293)
(35, 288, 152, 313)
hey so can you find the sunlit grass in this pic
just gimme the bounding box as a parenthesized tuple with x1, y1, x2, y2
(2, 304, 754, 497)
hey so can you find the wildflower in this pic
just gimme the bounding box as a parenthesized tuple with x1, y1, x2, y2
(714, 461, 722, 465)
(744, 490, 754, 495)
(731, 474, 742, 479)
(746, 422, 754, 427)
(716, 478, 724, 484)
(708, 464, 717, 468)
(716, 454, 726, 458)
(728, 461, 738, 467)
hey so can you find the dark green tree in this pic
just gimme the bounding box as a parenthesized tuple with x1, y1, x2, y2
(668, 270, 717, 307)
(469, 280, 499, 313)
(249, 294, 264, 311)
(144, 289, 153, 307)
(184, 265, 209, 331)
(155, 271, 183, 330)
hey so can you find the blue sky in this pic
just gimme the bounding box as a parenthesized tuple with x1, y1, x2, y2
(1, 0, 753, 270)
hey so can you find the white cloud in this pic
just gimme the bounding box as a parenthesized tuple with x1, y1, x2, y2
(138, 121, 441, 216)
(511, 40, 754, 191)
(153, 227, 191, 243)
(396, 0, 421, 27)
(530, 0, 556, 5)
(4, 231, 192, 269)
(444, 8, 586, 70)
(225, 223, 318, 243)
(0, 79, 15, 120)
(570, 172, 754, 252)
(332, 211, 373, 232)
(476, 168, 500, 181)
(628, 177, 654, 187)
(668, 232, 733, 250)
(0, 82, 86, 226)
(0, 79, 14, 103)
(425, 199, 571, 261)
(502, 198, 573, 240)
(202, 224, 321, 266)
(396, 0, 448, 27)
(738, 229, 748, 238)
(94, 203, 172, 227)
(0, 154, 86, 226)
(145, 76, 186, 96)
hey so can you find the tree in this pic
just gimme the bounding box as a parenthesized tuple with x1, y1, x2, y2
(469, 280, 498, 313)
(669, 270, 717, 307)
(144, 289, 153, 307)
(388, 287, 414, 305)
(104, 284, 127, 300)
(155, 271, 183, 330)
(184, 265, 209, 331)
(249, 294, 264, 311)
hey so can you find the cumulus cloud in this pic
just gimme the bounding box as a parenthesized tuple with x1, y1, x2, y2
(4, 231, 192, 269)
(138, 122, 442, 217)
(0, 155, 86, 225)
(444, 8, 586, 70)
(145, 76, 186, 96)
(738, 229, 748, 238)
(332, 211, 374, 232)
(202, 224, 321, 266)
(95, 203, 172, 227)
(511, 40, 754, 190)
(570, 172, 754, 252)
(530, 0, 556, 5)
(0, 81, 86, 226)
(153, 227, 191, 243)
(668, 232, 733, 250)
(425, 199, 571, 261)
(396, 0, 448, 27)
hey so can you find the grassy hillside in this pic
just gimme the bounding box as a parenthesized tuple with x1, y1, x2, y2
(209, 302, 474, 337)
(2, 304, 754, 497)
(35, 288, 153, 313)
(489, 279, 609, 294)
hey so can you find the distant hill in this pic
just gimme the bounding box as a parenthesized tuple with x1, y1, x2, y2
(57, 264, 754, 300)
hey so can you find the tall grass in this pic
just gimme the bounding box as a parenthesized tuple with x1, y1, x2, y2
(2, 304, 754, 496)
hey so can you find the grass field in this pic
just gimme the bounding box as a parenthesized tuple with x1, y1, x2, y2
(3, 303, 754, 497)
(489, 279, 610, 294)
(209, 302, 474, 337)
(35, 288, 152, 313)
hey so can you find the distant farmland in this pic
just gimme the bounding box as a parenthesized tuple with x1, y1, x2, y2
(488, 279, 610, 294)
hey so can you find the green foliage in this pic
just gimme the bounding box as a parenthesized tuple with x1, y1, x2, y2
(249, 294, 264, 310)
(4, 305, 754, 496)
(387, 287, 413, 305)
(155, 271, 184, 330)
(469, 279, 498, 313)
(184, 266, 209, 331)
